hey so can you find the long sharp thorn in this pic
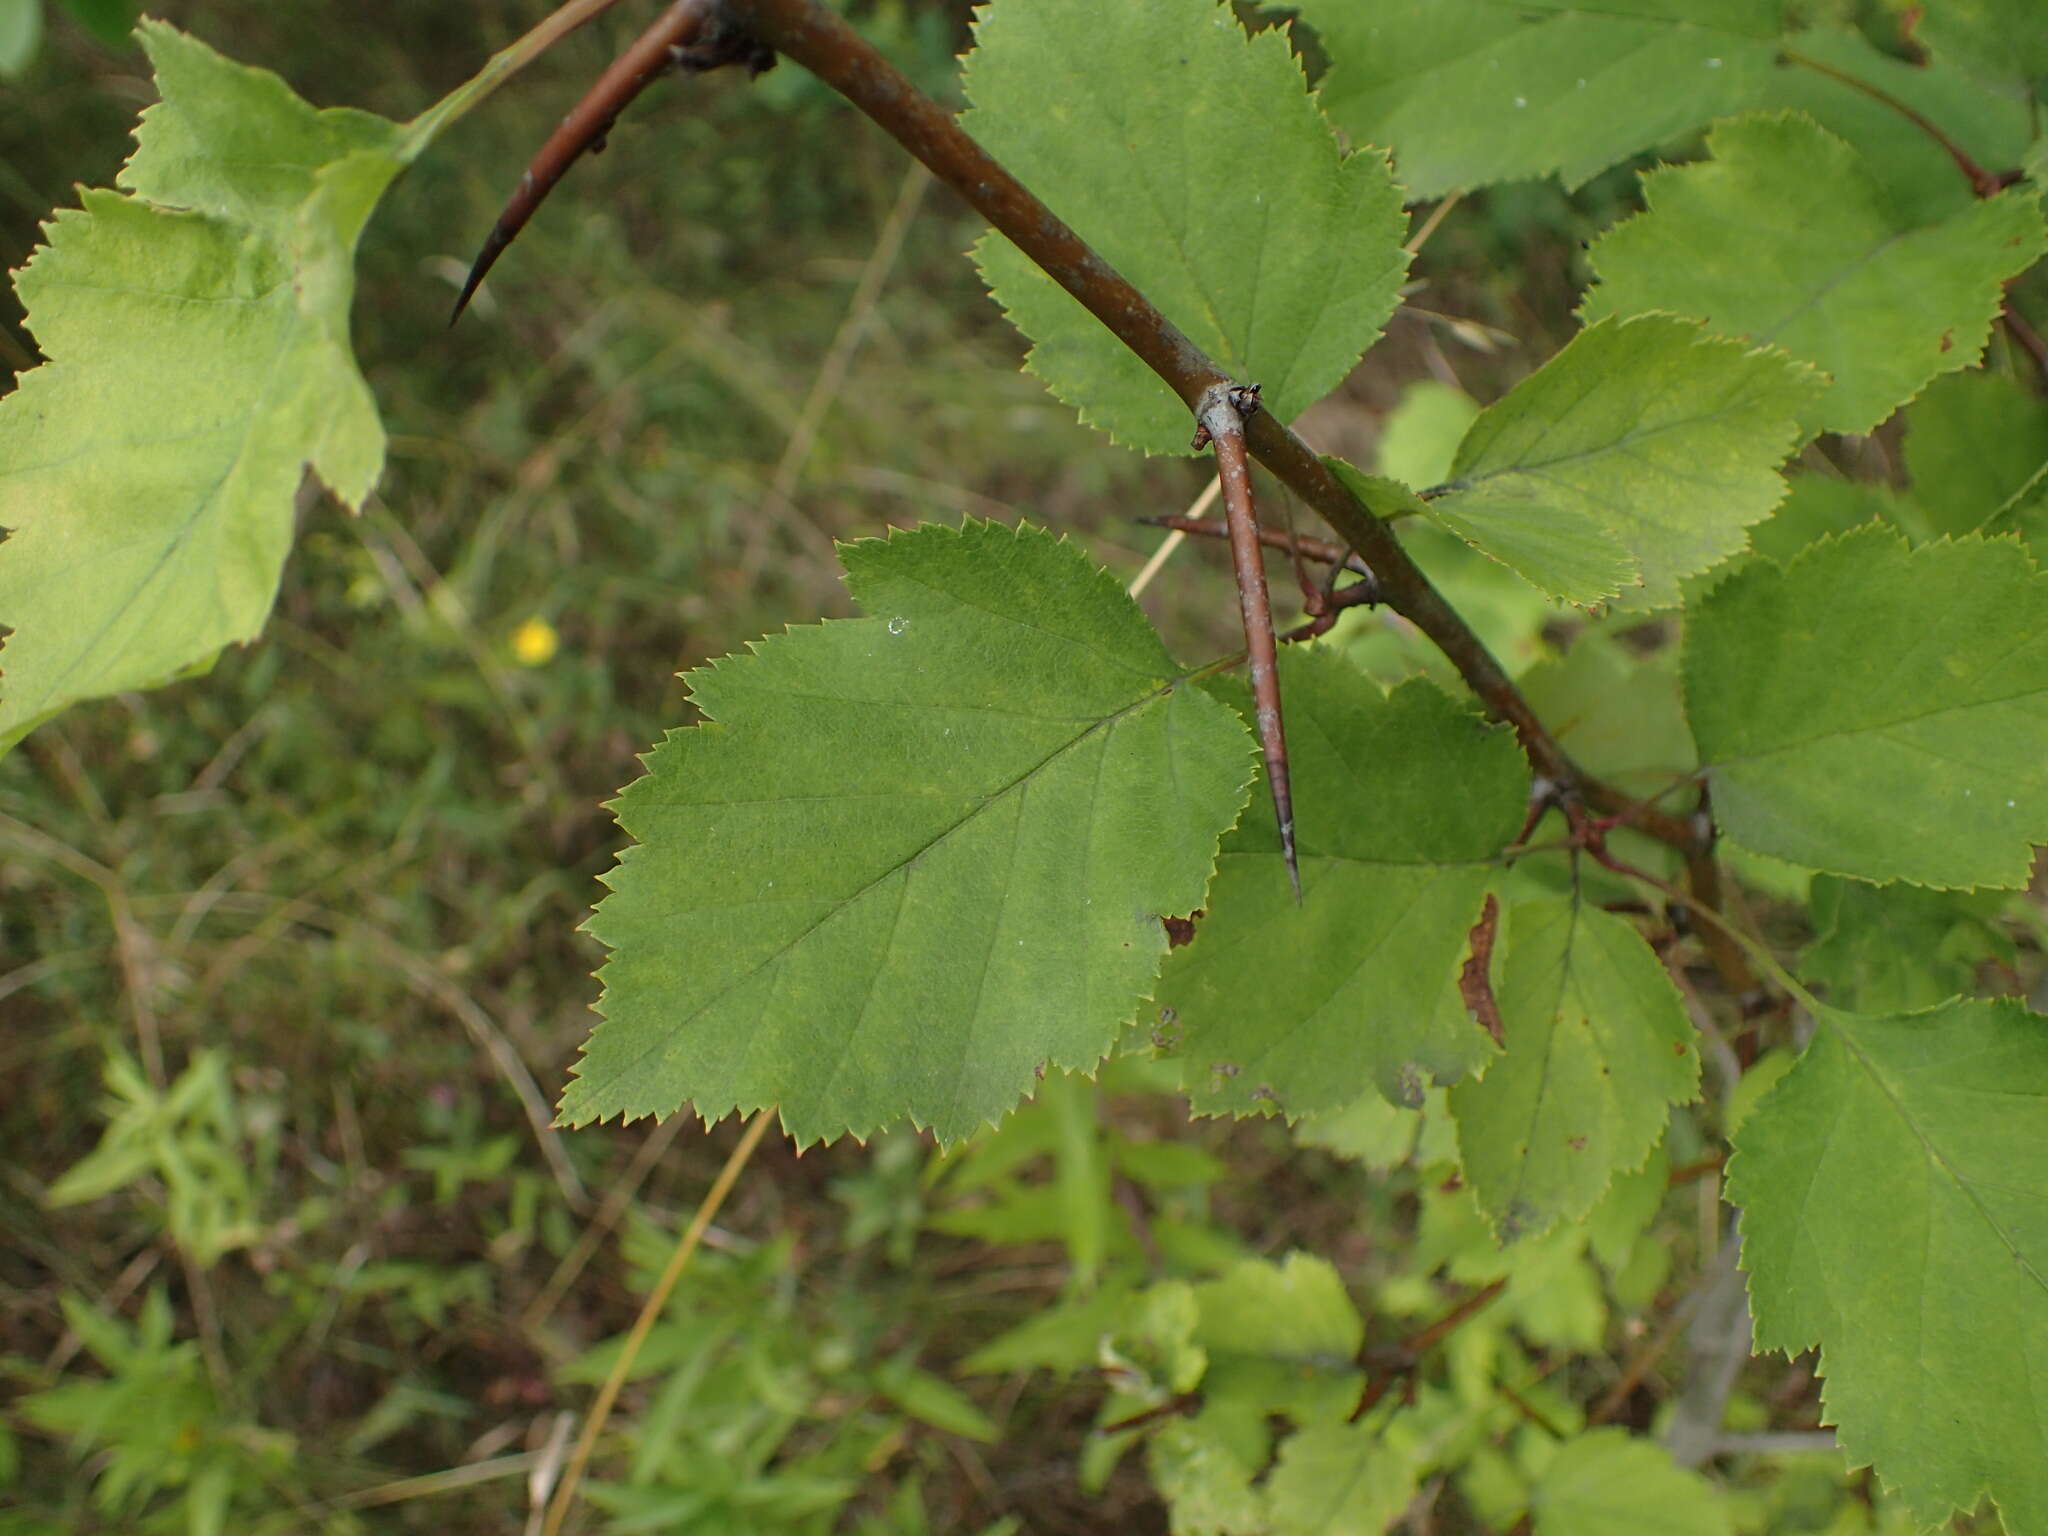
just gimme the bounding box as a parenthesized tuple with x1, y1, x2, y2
(451, 0, 721, 326)
(1199, 384, 1300, 902)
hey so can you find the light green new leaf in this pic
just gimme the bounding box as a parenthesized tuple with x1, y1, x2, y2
(1518, 632, 1695, 800)
(0, 18, 582, 753)
(1729, 999, 2048, 1533)
(1192, 1255, 1363, 1361)
(1583, 113, 2047, 436)
(0, 23, 409, 750)
(1263, 1414, 1423, 1536)
(1434, 315, 1820, 607)
(1529, 1428, 1732, 1536)
(1450, 901, 1699, 1242)
(1302, 0, 1782, 198)
(961, 0, 1408, 456)
(1330, 454, 1630, 607)
(1149, 1420, 1264, 1536)
(1157, 655, 1527, 1118)
(565, 521, 1256, 1147)
(1686, 527, 2048, 888)
(1903, 370, 2048, 539)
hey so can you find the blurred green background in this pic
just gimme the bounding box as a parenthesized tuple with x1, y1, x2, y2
(0, 3, 1863, 1532)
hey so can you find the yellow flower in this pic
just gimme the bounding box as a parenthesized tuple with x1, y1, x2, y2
(511, 617, 560, 667)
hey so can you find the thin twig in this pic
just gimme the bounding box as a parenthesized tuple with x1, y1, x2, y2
(1781, 48, 2004, 196)
(540, 1110, 774, 1536)
(1129, 479, 1220, 598)
(1199, 383, 1300, 900)
(1403, 191, 1463, 255)
(1143, 514, 1372, 576)
(2003, 298, 2048, 387)
(1352, 1278, 1508, 1420)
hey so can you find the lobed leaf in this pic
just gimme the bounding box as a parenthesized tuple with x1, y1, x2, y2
(565, 521, 1256, 1147)
(1435, 314, 1821, 607)
(1156, 654, 1528, 1119)
(1583, 113, 2047, 436)
(0, 23, 413, 751)
(0, 16, 527, 753)
(1686, 526, 2048, 888)
(1301, 0, 1783, 198)
(961, 0, 1408, 456)
(1449, 901, 1699, 1243)
(1729, 998, 2048, 1532)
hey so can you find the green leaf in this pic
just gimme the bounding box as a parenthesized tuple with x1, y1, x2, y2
(565, 521, 1255, 1146)
(1158, 656, 1527, 1118)
(0, 24, 413, 751)
(1903, 370, 2048, 539)
(1914, 0, 2048, 95)
(0, 17, 575, 752)
(1191, 1255, 1363, 1361)
(1728, 998, 2048, 1532)
(959, 1279, 1139, 1376)
(1743, 473, 1896, 566)
(1330, 454, 1627, 607)
(1293, 1090, 1423, 1170)
(1518, 633, 1694, 801)
(1686, 526, 2048, 888)
(961, 0, 1408, 455)
(1803, 875, 2010, 1014)
(1376, 382, 1479, 488)
(873, 1358, 998, 1443)
(1582, 113, 2048, 435)
(1149, 1419, 1264, 1536)
(1302, 0, 1783, 198)
(1449, 902, 1699, 1242)
(1529, 1428, 1732, 1536)
(1263, 1414, 1423, 1536)
(0, 0, 41, 77)
(1435, 315, 1819, 607)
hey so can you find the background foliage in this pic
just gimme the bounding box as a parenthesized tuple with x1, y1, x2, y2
(2, 1, 2045, 1533)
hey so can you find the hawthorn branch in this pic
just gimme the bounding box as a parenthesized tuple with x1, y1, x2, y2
(721, 0, 1639, 826)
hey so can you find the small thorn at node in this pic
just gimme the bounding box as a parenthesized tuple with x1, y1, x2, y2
(1281, 819, 1302, 905)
